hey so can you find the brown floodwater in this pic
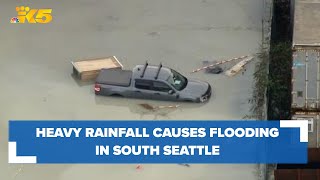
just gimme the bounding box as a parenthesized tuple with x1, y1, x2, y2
(1, 0, 264, 179)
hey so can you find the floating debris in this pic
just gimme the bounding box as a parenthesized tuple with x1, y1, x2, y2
(139, 103, 179, 111)
(13, 165, 24, 179)
(178, 164, 190, 167)
(202, 60, 223, 74)
(148, 31, 160, 36)
(136, 164, 143, 170)
(225, 56, 254, 77)
(191, 55, 250, 73)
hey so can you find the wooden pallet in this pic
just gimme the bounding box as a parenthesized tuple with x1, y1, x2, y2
(225, 56, 254, 77)
(71, 56, 123, 81)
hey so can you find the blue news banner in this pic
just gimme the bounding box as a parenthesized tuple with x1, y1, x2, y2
(8, 120, 308, 164)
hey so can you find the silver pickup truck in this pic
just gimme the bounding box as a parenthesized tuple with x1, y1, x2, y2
(94, 62, 212, 103)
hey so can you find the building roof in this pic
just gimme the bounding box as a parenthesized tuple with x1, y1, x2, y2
(293, 0, 320, 46)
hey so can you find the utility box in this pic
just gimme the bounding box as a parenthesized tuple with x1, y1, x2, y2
(291, 0, 320, 111)
(71, 56, 123, 81)
(291, 0, 320, 150)
(292, 49, 320, 111)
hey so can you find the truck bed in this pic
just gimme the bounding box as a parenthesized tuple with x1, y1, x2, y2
(96, 69, 132, 87)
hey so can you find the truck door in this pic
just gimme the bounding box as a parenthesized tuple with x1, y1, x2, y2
(151, 81, 178, 101)
(133, 79, 154, 100)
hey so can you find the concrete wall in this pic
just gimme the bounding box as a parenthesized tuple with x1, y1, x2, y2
(262, 0, 274, 180)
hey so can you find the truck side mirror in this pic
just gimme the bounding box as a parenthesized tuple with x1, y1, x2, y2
(168, 90, 174, 94)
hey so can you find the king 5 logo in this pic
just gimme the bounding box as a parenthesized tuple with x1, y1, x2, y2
(11, 6, 52, 24)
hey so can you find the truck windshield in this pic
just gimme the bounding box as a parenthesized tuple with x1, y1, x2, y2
(167, 69, 188, 91)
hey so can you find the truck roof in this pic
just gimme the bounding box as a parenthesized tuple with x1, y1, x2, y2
(96, 69, 132, 87)
(132, 64, 172, 81)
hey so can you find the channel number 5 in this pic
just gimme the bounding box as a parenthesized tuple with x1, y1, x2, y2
(35, 9, 53, 23)
(18, 8, 53, 24)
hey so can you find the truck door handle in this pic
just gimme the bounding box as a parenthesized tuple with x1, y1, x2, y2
(134, 91, 141, 93)
(154, 93, 160, 95)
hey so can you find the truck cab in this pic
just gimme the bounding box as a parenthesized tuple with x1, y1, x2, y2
(95, 62, 212, 103)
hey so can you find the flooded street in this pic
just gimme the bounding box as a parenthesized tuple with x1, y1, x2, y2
(1, 0, 263, 179)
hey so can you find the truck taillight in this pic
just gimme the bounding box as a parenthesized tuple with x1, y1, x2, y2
(94, 84, 101, 92)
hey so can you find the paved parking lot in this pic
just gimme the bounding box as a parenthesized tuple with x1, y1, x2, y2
(1, 0, 263, 179)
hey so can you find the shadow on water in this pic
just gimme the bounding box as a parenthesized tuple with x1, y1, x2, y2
(94, 96, 207, 120)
